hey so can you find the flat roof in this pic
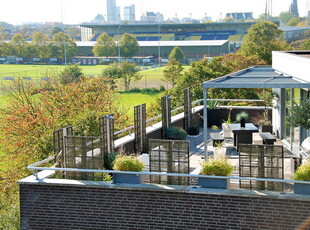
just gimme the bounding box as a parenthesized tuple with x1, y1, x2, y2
(76, 40, 228, 47)
(202, 66, 310, 89)
(80, 22, 256, 28)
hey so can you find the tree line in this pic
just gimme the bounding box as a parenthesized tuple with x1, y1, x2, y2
(0, 32, 77, 60)
(0, 31, 142, 61)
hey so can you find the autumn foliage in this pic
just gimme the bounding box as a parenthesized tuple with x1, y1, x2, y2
(0, 76, 130, 210)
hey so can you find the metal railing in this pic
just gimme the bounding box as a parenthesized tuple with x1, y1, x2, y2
(114, 98, 265, 136)
(27, 155, 310, 189)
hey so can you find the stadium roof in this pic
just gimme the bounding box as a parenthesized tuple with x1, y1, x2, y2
(202, 66, 310, 89)
(76, 40, 228, 47)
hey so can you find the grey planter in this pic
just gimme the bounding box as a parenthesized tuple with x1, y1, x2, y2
(260, 125, 273, 133)
(113, 173, 140, 184)
(294, 183, 310, 195)
(198, 177, 229, 189)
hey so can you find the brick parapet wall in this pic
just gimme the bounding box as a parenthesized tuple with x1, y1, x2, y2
(20, 179, 310, 230)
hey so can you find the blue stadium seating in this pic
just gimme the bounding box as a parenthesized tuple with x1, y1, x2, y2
(89, 30, 237, 42)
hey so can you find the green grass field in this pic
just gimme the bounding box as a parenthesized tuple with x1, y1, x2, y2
(117, 91, 163, 117)
(0, 64, 189, 107)
(0, 64, 110, 77)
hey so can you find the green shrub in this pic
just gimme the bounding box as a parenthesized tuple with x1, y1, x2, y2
(166, 126, 187, 140)
(59, 64, 84, 85)
(200, 158, 234, 176)
(293, 161, 310, 181)
(105, 152, 118, 170)
(113, 155, 144, 172)
(236, 111, 249, 122)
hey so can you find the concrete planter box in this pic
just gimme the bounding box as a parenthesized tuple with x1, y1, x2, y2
(294, 183, 310, 195)
(198, 177, 229, 189)
(113, 173, 141, 184)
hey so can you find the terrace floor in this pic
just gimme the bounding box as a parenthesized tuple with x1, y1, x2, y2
(187, 127, 299, 182)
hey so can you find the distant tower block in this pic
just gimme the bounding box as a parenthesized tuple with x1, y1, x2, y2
(289, 0, 299, 17)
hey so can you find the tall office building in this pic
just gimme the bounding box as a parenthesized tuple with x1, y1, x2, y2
(289, 0, 299, 17)
(123, 5, 136, 22)
(107, 0, 120, 23)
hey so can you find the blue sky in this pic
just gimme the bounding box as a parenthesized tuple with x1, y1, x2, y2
(0, 0, 308, 25)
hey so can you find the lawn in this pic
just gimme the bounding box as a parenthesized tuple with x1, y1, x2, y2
(0, 64, 109, 78)
(117, 91, 163, 117)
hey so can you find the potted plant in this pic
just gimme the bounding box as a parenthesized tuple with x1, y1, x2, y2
(292, 160, 310, 194)
(258, 89, 278, 133)
(166, 126, 187, 140)
(198, 158, 234, 189)
(222, 107, 233, 138)
(187, 115, 200, 136)
(236, 111, 249, 128)
(214, 142, 226, 159)
(207, 100, 221, 127)
(112, 155, 145, 184)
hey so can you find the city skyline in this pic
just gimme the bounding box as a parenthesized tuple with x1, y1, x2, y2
(0, 0, 308, 25)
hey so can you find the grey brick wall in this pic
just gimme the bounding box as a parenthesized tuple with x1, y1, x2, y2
(20, 183, 310, 230)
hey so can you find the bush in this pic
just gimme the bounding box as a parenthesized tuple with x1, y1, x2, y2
(113, 155, 144, 172)
(236, 111, 249, 122)
(166, 126, 187, 140)
(293, 161, 310, 181)
(105, 152, 118, 170)
(122, 87, 165, 94)
(200, 158, 234, 176)
(59, 64, 84, 84)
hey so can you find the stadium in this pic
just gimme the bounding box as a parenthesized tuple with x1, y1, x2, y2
(78, 22, 256, 62)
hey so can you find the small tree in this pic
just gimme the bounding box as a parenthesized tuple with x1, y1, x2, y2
(102, 61, 142, 91)
(287, 99, 310, 130)
(10, 34, 28, 58)
(101, 62, 121, 90)
(59, 64, 84, 84)
(93, 32, 116, 57)
(31, 32, 51, 61)
(163, 59, 184, 87)
(51, 32, 77, 58)
(287, 17, 300, 26)
(168, 46, 185, 63)
(238, 21, 289, 64)
(119, 33, 140, 58)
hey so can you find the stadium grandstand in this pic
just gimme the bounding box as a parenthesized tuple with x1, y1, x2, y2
(78, 22, 254, 60)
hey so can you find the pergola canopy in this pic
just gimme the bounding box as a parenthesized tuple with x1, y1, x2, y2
(202, 66, 310, 89)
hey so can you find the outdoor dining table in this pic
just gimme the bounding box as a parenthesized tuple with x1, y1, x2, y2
(228, 123, 259, 148)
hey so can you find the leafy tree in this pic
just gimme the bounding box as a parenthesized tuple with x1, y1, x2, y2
(163, 59, 184, 87)
(0, 37, 10, 56)
(287, 17, 300, 26)
(119, 33, 140, 57)
(101, 62, 122, 89)
(66, 26, 80, 40)
(51, 32, 77, 58)
(287, 99, 310, 129)
(278, 11, 294, 24)
(300, 39, 310, 50)
(93, 32, 116, 57)
(9, 34, 28, 58)
(59, 64, 84, 84)
(102, 61, 142, 91)
(0, 77, 130, 225)
(161, 53, 266, 110)
(238, 21, 289, 64)
(168, 46, 185, 63)
(51, 26, 63, 35)
(31, 32, 51, 60)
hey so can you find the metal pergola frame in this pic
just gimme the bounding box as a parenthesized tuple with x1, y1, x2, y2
(202, 66, 310, 158)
